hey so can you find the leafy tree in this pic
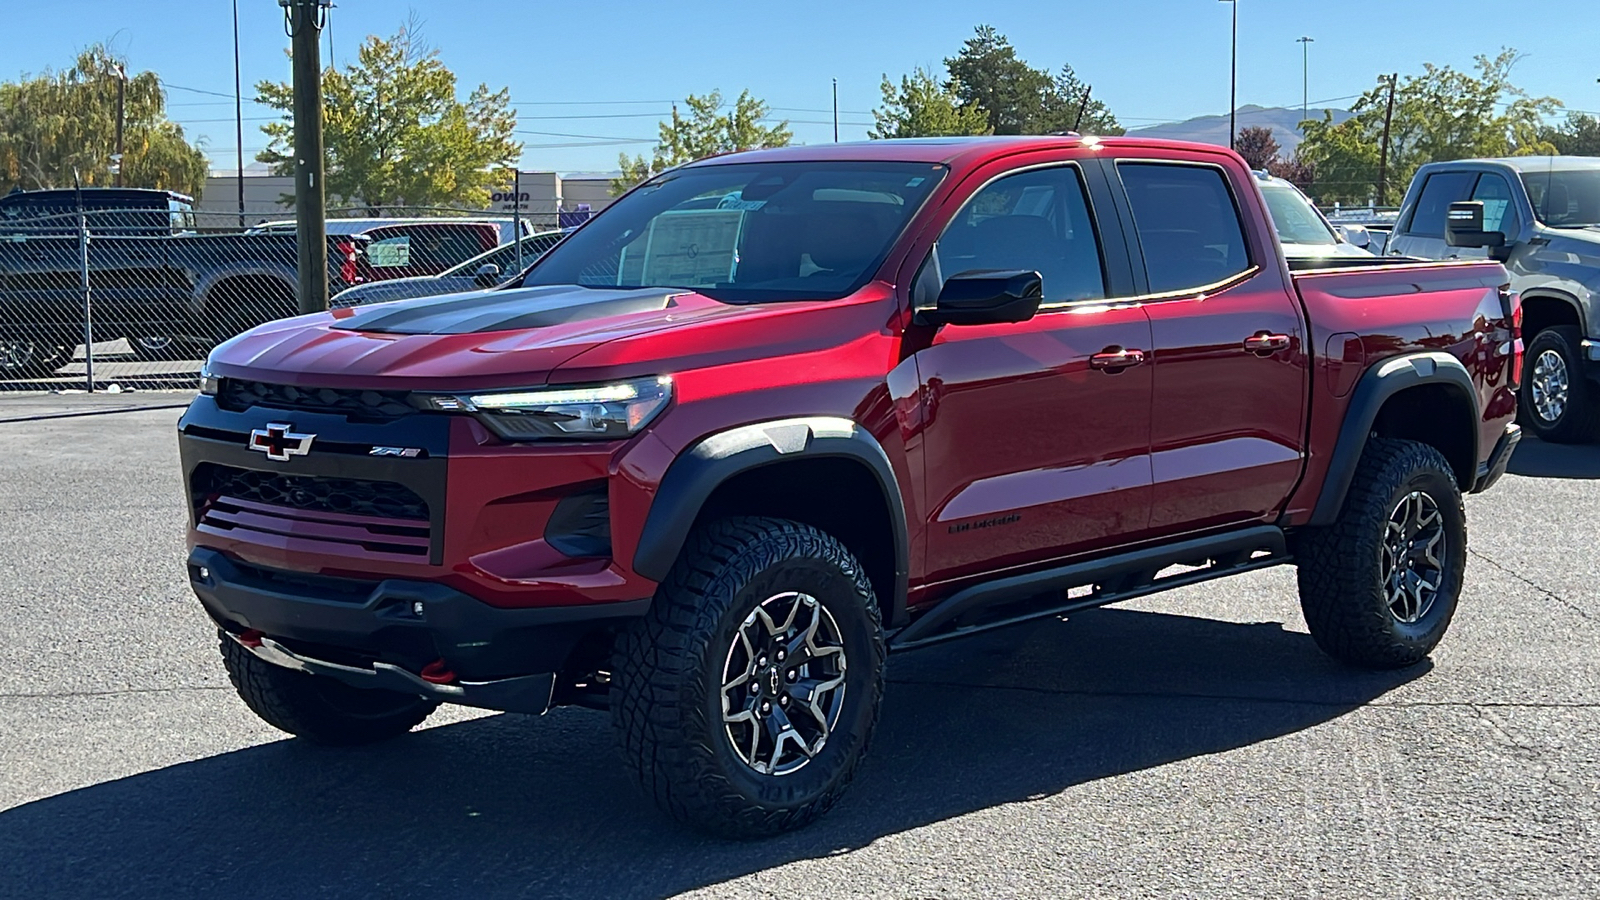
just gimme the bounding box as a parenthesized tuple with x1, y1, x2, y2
(1039, 64, 1124, 136)
(612, 90, 791, 194)
(1266, 156, 1315, 193)
(869, 68, 990, 139)
(1235, 126, 1281, 170)
(1539, 112, 1600, 156)
(1299, 50, 1560, 205)
(0, 45, 207, 195)
(941, 26, 1122, 137)
(257, 21, 520, 212)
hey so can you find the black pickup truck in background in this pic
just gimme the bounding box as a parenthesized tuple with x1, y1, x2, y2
(0, 188, 370, 377)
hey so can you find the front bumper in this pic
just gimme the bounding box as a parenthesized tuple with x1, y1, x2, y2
(1472, 423, 1521, 493)
(193, 547, 647, 694)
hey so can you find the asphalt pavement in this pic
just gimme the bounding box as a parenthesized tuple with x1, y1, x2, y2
(0, 404, 1596, 899)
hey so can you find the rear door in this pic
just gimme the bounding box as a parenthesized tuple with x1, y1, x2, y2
(912, 157, 1156, 582)
(1111, 158, 1309, 533)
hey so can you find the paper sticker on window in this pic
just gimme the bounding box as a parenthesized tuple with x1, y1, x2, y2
(623, 209, 745, 287)
(368, 237, 412, 268)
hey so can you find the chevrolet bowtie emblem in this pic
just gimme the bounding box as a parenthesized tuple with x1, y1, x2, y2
(247, 423, 316, 462)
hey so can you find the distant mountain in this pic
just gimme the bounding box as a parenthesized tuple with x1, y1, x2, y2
(1127, 105, 1354, 156)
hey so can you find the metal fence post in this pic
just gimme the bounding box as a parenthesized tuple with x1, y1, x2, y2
(78, 209, 94, 393)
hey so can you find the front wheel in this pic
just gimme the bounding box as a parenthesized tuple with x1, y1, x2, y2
(220, 634, 438, 745)
(1520, 325, 1600, 444)
(1295, 438, 1467, 669)
(610, 517, 886, 837)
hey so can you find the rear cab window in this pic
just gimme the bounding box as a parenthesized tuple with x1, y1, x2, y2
(1117, 163, 1252, 294)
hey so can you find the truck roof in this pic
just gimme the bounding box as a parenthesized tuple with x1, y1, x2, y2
(682, 135, 1237, 170)
(0, 187, 195, 205)
(1422, 156, 1600, 174)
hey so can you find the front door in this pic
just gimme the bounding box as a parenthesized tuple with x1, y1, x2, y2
(915, 162, 1155, 583)
(1113, 160, 1308, 532)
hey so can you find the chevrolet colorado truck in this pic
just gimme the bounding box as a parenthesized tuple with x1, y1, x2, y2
(1386, 157, 1600, 442)
(178, 136, 1522, 836)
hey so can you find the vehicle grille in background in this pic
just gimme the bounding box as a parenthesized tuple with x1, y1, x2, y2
(190, 463, 432, 559)
(217, 378, 416, 422)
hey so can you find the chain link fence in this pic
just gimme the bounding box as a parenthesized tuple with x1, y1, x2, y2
(0, 202, 577, 392)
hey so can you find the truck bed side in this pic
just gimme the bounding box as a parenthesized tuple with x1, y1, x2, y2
(1281, 260, 1519, 525)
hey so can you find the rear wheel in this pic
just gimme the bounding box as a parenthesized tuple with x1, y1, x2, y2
(220, 633, 438, 745)
(1520, 325, 1600, 443)
(1295, 439, 1466, 669)
(611, 517, 885, 837)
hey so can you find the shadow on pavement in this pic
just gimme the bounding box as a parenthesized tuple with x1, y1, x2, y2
(1506, 435, 1600, 479)
(0, 607, 1424, 899)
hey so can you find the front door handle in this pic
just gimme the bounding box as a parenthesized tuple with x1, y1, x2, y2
(1089, 347, 1147, 371)
(1244, 332, 1291, 354)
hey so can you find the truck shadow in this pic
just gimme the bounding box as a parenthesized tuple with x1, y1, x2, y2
(0, 607, 1423, 900)
(1506, 435, 1600, 479)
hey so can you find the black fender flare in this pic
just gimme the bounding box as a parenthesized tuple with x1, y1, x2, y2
(1517, 288, 1587, 340)
(631, 417, 912, 626)
(1308, 351, 1479, 527)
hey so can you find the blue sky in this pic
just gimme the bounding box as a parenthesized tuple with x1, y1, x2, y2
(5, 0, 1599, 174)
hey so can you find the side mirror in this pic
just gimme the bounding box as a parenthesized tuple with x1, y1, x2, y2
(1334, 224, 1371, 249)
(1445, 201, 1507, 249)
(473, 263, 502, 287)
(919, 269, 1043, 328)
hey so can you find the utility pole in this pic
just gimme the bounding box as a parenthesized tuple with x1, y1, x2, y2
(1297, 36, 1314, 131)
(1220, 0, 1237, 150)
(233, 0, 246, 229)
(832, 78, 838, 142)
(113, 65, 126, 187)
(283, 0, 330, 313)
(1376, 73, 1398, 207)
(1073, 85, 1092, 132)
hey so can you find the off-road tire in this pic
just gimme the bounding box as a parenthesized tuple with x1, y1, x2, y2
(220, 633, 438, 745)
(610, 516, 886, 838)
(1295, 439, 1466, 669)
(1520, 325, 1600, 444)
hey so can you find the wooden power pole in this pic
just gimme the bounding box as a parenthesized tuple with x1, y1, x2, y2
(286, 0, 330, 313)
(1376, 73, 1398, 207)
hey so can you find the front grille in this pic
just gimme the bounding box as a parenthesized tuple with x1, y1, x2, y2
(217, 379, 416, 422)
(192, 464, 428, 520)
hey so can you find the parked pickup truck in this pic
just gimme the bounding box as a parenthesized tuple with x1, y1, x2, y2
(179, 136, 1521, 836)
(0, 188, 370, 376)
(1387, 157, 1600, 442)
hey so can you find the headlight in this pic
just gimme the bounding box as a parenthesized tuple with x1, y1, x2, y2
(420, 376, 673, 441)
(198, 359, 220, 395)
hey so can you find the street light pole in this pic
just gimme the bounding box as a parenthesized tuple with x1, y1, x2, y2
(233, 0, 246, 229)
(1297, 36, 1314, 131)
(1220, 0, 1237, 150)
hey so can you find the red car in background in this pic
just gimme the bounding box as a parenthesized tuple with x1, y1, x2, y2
(249, 219, 511, 280)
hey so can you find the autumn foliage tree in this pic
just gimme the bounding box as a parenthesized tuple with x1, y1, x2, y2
(0, 45, 207, 195)
(257, 21, 521, 211)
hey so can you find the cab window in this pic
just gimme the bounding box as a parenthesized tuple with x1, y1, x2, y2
(1118, 163, 1251, 294)
(933, 166, 1106, 304)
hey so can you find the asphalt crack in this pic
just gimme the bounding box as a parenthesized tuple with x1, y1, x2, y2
(1469, 547, 1595, 622)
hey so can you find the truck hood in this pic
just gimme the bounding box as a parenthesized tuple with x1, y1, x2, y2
(209, 283, 767, 391)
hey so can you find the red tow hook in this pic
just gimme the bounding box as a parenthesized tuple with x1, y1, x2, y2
(238, 629, 265, 649)
(419, 659, 457, 685)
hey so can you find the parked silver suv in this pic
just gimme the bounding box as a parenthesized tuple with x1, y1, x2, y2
(1388, 157, 1600, 442)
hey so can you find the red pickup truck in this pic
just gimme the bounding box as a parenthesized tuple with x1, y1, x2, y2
(178, 136, 1521, 836)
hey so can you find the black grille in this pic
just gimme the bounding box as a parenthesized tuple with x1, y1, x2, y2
(192, 464, 428, 521)
(217, 379, 415, 422)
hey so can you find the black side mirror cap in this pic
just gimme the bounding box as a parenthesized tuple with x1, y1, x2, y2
(473, 263, 503, 287)
(919, 269, 1044, 327)
(1445, 200, 1507, 249)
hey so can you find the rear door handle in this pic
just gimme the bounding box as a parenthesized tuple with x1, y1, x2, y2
(1244, 332, 1291, 354)
(1089, 347, 1146, 371)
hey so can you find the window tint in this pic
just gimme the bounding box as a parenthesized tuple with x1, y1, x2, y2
(1522, 169, 1600, 227)
(935, 166, 1105, 303)
(1470, 173, 1520, 235)
(1403, 171, 1476, 237)
(1119, 163, 1251, 294)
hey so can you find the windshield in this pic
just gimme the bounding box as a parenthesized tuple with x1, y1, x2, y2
(1522, 169, 1600, 227)
(445, 231, 566, 277)
(521, 161, 947, 302)
(1260, 183, 1337, 246)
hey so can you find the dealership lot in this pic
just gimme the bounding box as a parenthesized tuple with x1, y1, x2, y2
(0, 405, 1596, 900)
